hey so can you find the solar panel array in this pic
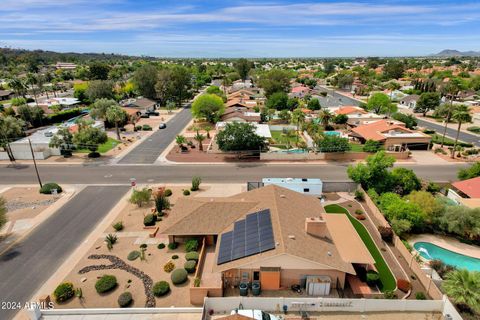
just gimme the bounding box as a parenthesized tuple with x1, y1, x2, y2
(217, 209, 275, 265)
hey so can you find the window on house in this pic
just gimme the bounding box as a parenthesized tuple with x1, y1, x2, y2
(303, 188, 310, 193)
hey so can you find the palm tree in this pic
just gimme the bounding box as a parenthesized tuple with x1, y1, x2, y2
(451, 105, 472, 158)
(9, 78, 27, 98)
(175, 135, 186, 149)
(27, 73, 39, 107)
(435, 100, 457, 148)
(204, 125, 212, 139)
(193, 130, 206, 151)
(106, 105, 126, 140)
(442, 269, 480, 314)
(291, 108, 306, 145)
(319, 109, 333, 129)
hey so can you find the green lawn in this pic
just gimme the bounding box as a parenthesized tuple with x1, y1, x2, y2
(324, 204, 396, 292)
(349, 143, 364, 152)
(77, 137, 120, 154)
(271, 130, 299, 148)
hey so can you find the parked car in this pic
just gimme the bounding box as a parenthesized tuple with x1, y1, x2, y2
(159, 123, 167, 129)
(146, 110, 159, 116)
(140, 114, 150, 118)
(231, 310, 279, 320)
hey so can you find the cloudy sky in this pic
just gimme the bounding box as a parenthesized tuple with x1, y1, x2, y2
(1, 0, 479, 57)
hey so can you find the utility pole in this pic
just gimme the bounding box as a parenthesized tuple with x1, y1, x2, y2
(441, 94, 454, 149)
(28, 138, 42, 188)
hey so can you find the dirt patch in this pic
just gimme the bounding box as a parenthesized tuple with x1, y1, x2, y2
(1, 187, 58, 221)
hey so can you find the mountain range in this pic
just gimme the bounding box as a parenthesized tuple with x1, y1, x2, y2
(432, 49, 480, 57)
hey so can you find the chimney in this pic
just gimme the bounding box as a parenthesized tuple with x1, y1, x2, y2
(305, 217, 329, 238)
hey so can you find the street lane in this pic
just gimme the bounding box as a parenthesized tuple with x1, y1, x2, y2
(416, 118, 480, 147)
(117, 107, 193, 164)
(0, 163, 469, 185)
(0, 186, 129, 320)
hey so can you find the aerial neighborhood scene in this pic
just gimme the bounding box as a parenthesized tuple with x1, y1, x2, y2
(1, 1, 480, 320)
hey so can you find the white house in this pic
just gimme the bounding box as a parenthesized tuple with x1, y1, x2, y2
(262, 177, 323, 196)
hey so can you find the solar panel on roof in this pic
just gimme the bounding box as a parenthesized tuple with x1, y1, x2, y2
(217, 209, 275, 265)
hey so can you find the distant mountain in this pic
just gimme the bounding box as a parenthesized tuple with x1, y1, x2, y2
(432, 49, 480, 57)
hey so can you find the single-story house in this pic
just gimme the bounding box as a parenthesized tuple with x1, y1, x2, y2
(159, 185, 374, 297)
(122, 97, 158, 113)
(262, 178, 323, 196)
(334, 106, 384, 127)
(0, 90, 14, 101)
(447, 177, 480, 208)
(221, 110, 261, 123)
(399, 95, 420, 109)
(349, 119, 431, 150)
(289, 86, 311, 98)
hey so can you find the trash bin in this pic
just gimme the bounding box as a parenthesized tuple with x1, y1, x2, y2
(239, 283, 248, 296)
(252, 281, 261, 296)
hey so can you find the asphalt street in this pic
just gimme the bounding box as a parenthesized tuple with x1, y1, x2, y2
(0, 186, 129, 320)
(117, 107, 193, 164)
(0, 163, 469, 185)
(416, 118, 480, 148)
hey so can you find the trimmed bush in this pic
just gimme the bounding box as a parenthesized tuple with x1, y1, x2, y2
(143, 214, 156, 226)
(164, 261, 175, 273)
(366, 270, 380, 286)
(467, 126, 480, 134)
(53, 282, 75, 303)
(378, 226, 393, 243)
(415, 292, 426, 300)
(397, 279, 411, 293)
(142, 124, 152, 131)
(140, 243, 148, 249)
(354, 189, 364, 201)
(172, 255, 179, 259)
(171, 268, 188, 285)
(185, 251, 199, 261)
(185, 239, 199, 252)
(95, 275, 117, 293)
(117, 292, 133, 307)
(152, 281, 170, 297)
(113, 221, 124, 231)
(40, 182, 63, 194)
(164, 189, 172, 197)
(184, 260, 197, 273)
(168, 242, 178, 250)
(127, 250, 141, 261)
(191, 176, 202, 191)
(183, 189, 190, 196)
(384, 290, 397, 299)
(157, 243, 165, 249)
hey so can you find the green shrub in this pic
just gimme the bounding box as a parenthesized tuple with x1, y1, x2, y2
(135, 125, 142, 131)
(415, 292, 426, 300)
(143, 214, 156, 226)
(191, 176, 202, 191)
(185, 239, 199, 252)
(152, 281, 170, 297)
(183, 189, 190, 196)
(127, 250, 141, 261)
(184, 260, 197, 273)
(467, 126, 480, 134)
(105, 233, 118, 250)
(164, 189, 173, 197)
(117, 292, 133, 307)
(384, 290, 397, 299)
(354, 189, 364, 201)
(140, 243, 147, 249)
(171, 268, 188, 285)
(53, 282, 75, 303)
(366, 270, 380, 286)
(172, 255, 179, 259)
(402, 240, 412, 252)
(157, 243, 165, 249)
(168, 242, 178, 250)
(194, 277, 201, 287)
(142, 124, 152, 131)
(40, 182, 63, 194)
(129, 188, 152, 207)
(363, 140, 383, 153)
(185, 251, 199, 261)
(112, 221, 123, 231)
(95, 275, 117, 293)
(164, 261, 175, 272)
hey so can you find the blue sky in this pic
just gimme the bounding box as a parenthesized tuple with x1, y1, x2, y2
(1, 0, 479, 57)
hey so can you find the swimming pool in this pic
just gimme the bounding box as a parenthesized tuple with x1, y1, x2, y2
(324, 131, 341, 136)
(414, 241, 480, 271)
(273, 149, 307, 154)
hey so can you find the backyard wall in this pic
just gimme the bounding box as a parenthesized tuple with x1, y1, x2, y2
(260, 151, 409, 161)
(361, 189, 444, 301)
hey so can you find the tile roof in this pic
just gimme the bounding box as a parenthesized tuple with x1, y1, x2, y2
(335, 106, 367, 115)
(452, 177, 480, 198)
(161, 185, 368, 275)
(350, 120, 412, 141)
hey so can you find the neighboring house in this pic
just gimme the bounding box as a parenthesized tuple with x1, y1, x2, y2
(457, 90, 477, 101)
(230, 80, 254, 93)
(289, 86, 311, 98)
(226, 99, 255, 110)
(55, 62, 77, 70)
(349, 119, 431, 150)
(221, 109, 261, 123)
(262, 178, 323, 196)
(333, 106, 384, 127)
(447, 177, 480, 209)
(122, 97, 158, 114)
(0, 90, 14, 101)
(399, 95, 420, 109)
(159, 185, 374, 303)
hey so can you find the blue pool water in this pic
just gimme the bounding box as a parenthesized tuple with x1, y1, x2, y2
(414, 241, 480, 271)
(324, 131, 341, 136)
(274, 149, 307, 154)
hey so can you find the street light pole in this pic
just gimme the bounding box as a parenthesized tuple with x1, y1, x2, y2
(28, 138, 43, 188)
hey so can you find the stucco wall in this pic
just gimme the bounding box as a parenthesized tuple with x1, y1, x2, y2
(280, 269, 346, 289)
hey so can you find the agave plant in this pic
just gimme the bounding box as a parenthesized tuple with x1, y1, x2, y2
(105, 233, 118, 250)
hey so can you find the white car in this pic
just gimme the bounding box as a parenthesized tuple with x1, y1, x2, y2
(231, 310, 279, 320)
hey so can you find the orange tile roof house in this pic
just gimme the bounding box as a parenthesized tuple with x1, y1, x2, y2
(334, 106, 384, 127)
(448, 177, 480, 208)
(350, 119, 431, 150)
(159, 185, 375, 302)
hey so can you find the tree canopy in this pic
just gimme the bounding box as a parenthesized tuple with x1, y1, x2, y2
(458, 162, 480, 180)
(414, 92, 440, 116)
(367, 93, 395, 115)
(347, 151, 396, 193)
(234, 58, 254, 81)
(133, 64, 158, 99)
(259, 69, 292, 97)
(216, 122, 266, 152)
(191, 93, 225, 123)
(266, 92, 288, 110)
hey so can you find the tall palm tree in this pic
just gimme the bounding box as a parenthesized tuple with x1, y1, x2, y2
(27, 73, 39, 107)
(9, 78, 27, 98)
(442, 269, 480, 313)
(451, 105, 472, 158)
(319, 109, 333, 129)
(106, 105, 126, 140)
(435, 100, 457, 148)
(291, 108, 305, 145)
(193, 130, 206, 151)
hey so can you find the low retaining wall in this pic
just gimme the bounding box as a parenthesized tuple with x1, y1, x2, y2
(260, 151, 409, 161)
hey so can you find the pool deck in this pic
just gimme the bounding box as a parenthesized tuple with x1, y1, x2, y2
(409, 234, 480, 259)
